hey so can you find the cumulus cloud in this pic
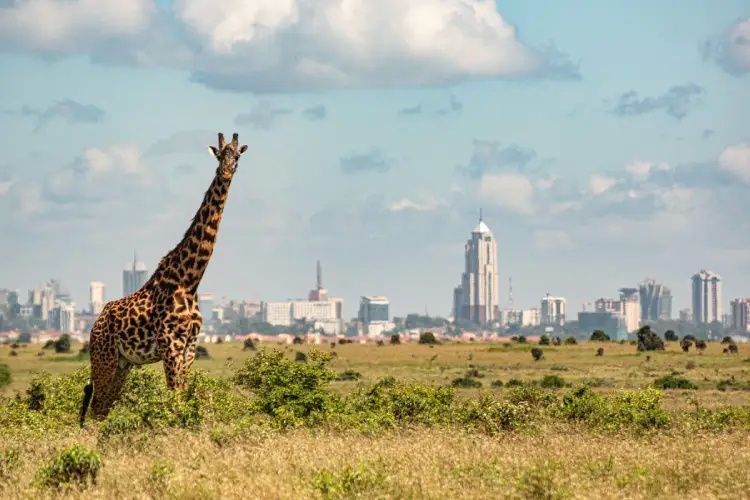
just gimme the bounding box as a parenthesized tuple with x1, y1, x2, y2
(387, 192, 447, 212)
(701, 17, 750, 76)
(339, 149, 394, 174)
(459, 140, 537, 178)
(587, 174, 617, 196)
(477, 172, 535, 214)
(610, 84, 706, 120)
(302, 105, 326, 121)
(0, 0, 579, 93)
(234, 101, 293, 129)
(718, 141, 750, 184)
(6, 99, 105, 131)
(0, 0, 155, 55)
(625, 160, 671, 181)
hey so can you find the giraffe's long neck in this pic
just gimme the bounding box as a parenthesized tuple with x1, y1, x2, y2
(145, 173, 233, 295)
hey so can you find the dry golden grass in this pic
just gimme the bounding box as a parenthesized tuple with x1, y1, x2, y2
(2, 339, 750, 499)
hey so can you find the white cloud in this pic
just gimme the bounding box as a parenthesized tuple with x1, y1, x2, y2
(718, 141, 750, 184)
(705, 17, 750, 75)
(533, 229, 573, 251)
(587, 174, 617, 196)
(478, 172, 535, 214)
(0, 0, 155, 54)
(625, 160, 670, 181)
(388, 195, 446, 213)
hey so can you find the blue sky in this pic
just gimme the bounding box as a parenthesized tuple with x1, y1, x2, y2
(1, 0, 749, 319)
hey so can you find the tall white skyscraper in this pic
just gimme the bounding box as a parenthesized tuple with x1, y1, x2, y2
(452, 212, 499, 325)
(89, 281, 106, 315)
(691, 269, 722, 325)
(123, 253, 148, 298)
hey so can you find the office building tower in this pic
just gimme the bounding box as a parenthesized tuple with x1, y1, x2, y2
(638, 279, 673, 321)
(730, 298, 750, 333)
(452, 212, 499, 325)
(691, 270, 722, 324)
(89, 281, 105, 315)
(541, 293, 566, 326)
(123, 253, 148, 297)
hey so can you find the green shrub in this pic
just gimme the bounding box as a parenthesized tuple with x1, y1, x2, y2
(564, 337, 577, 345)
(538, 335, 550, 345)
(653, 374, 697, 390)
(233, 349, 338, 427)
(35, 444, 101, 489)
(336, 370, 362, 381)
(664, 330, 678, 342)
(389, 334, 400, 345)
(243, 338, 256, 351)
(418, 332, 438, 345)
(0, 448, 22, 482)
(53, 334, 71, 354)
(457, 394, 532, 434)
(531, 347, 543, 361)
(539, 374, 567, 389)
(451, 377, 482, 388)
(589, 330, 610, 342)
(0, 364, 10, 389)
(294, 351, 308, 363)
(491, 380, 504, 388)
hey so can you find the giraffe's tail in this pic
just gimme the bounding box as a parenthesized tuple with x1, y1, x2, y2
(79, 382, 93, 427)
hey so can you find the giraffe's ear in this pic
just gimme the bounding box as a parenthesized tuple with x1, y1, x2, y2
(238, 145, 248, 155)
(207, 146, 220, 157)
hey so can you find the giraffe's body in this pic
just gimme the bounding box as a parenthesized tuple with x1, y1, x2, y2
(80, 132, 248, 425)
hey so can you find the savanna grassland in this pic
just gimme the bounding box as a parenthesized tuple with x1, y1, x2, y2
(1, 339, 750, 499)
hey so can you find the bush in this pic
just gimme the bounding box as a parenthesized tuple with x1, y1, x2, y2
(418, 332, 438, 345)
(653, 374, 697, 390)
(294, 351, 308, 363)
(531, 347, 543, 361)
(564, 337, 577, 345)
(79, 342, 90, 355)
(233, 349, 338, 427)
(195, 345, 210, 359)
(636, 326, 664, 352)
(42, 340, 55, 350)
(491, 380, 504, 388)
(243, 338, 256, 351)
(551, 337, 561, 346)
(680, 339, 693, 352)
(0, 364, 10, 389)
(0, 448, 22, 481)
(292, 336, 304, 345)
(517, 336, 528, 344)
(539, 374, 566, 389)
(590, 330, 610, 342)
(664, 330, 678, 341)
(451, 377, 482, 388)
(721, 336, 733, 344)
(35, 444, 101, 489)
(695, 340, 707, 352)
(728, 343, 739, 354)
(53, 335, 71, 354)
(336, 370, 362, 381)
(389, 334, 400, 345)
(596, 347, 604, 356)
(538, 335, 550, 345)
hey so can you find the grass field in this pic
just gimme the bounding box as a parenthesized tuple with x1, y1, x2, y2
(1, 339, 750, 499)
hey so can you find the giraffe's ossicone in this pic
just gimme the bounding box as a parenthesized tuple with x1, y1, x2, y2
(79, 132, 248, 426)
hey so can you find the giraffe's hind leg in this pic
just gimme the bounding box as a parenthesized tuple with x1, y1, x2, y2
(90, 333, 131, 421)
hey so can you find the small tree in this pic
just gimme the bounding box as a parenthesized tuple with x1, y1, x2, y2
(695, 340, 707, 352)
(596, 347, 604, 356)
(538, 335, 550, 345)
(664, 330, 678, 342)
(589, 330, 610, 342)
(243, 338, 256, 351)
(564, 337, 578, 345)
(680, 339, 693, 353)
(418, 332, 438, 345)
(636, 325, 664, 352)
(294, 351, 308, 363)
(53, 334, 71, 354)
(195, 345, 210, 359)
(389, 334, 401, 345)
(552, 337, 562, 346)
(530, 347, 543, 361)
(721, 336, 733, 345)
(292, 336, 304, 345)
(728, 343, 739, 354)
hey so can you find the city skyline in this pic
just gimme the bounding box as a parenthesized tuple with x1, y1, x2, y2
(0, 2, 748, 317)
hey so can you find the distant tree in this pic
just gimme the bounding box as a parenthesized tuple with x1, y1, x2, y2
(195, 345, 210, 359)
(294, 351, 308, 362)
(721, 336, 734, 345)
(564, 337, 578, 345)
(596, 347, 604, 356)
(683, 334, 697, 342)
(389, 334, 401, 345)
(53, 334, 71, 354)
(517, 335, 527, 344)
(636, 325, 664, 352)
(589, 330, 610, 342)
(552, 337, 562, 346)
(418, 332, 438, 345)
(695, 340, 707, 352)
(530, 347, 544, 361)
(728, 343, 739, 354)
(243, 338, 256, 351)
(680, 339, 693, 353)
(664, 330, 678, 342)
(538, 335, 550, 346)
(292, 336, 304, 345)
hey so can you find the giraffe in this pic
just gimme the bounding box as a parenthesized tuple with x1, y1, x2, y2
(79, 132, 248, 426)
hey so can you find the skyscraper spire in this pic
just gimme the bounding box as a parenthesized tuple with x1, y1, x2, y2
(316, 259, 323, 290)
(479, 207, 483, 222)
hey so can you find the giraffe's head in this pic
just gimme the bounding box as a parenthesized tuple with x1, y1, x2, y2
(207, 132, 248, 179)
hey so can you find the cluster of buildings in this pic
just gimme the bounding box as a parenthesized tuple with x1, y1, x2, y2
(448, 214, 748, 341)
(3, 214, 750, 343)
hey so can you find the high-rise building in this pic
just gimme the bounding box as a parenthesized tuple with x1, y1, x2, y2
(638, 279, 673, 321)
(691, 270, 722, 324)
(452, 213, 499, 325)
(123, 253, 148, 297)
(358, 296, 392, 337)
(541, 293, 566, 326)
(730, 298, 750, 333)
(89, 281, 106, 315)
(308, 259, 329, 301)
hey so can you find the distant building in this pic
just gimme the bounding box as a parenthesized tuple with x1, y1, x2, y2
(89, 281, 105, 315)
(308, 260, 329, 301)
(578, 311, 627, 341)
(453, 212, 499, 325)
(261, 300, 342, 334)
(358, 296, 394, 336)
(49, 302, 76, 334)
(730, 298, 750, 333)
(123, 253, 148, 297)
(691, 270, 722, 324)
(541, 294, 566, 326)
(198, 294, 214, 323)
(499, 308, 541, 327)
(679, 308, 692, 323)
(594, 288, 640, 333)
(638, 279, 672, 321)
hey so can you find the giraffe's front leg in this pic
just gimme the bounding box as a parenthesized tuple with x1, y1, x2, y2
(159, 323, 191, 391)
(183, 324, 200, 374)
